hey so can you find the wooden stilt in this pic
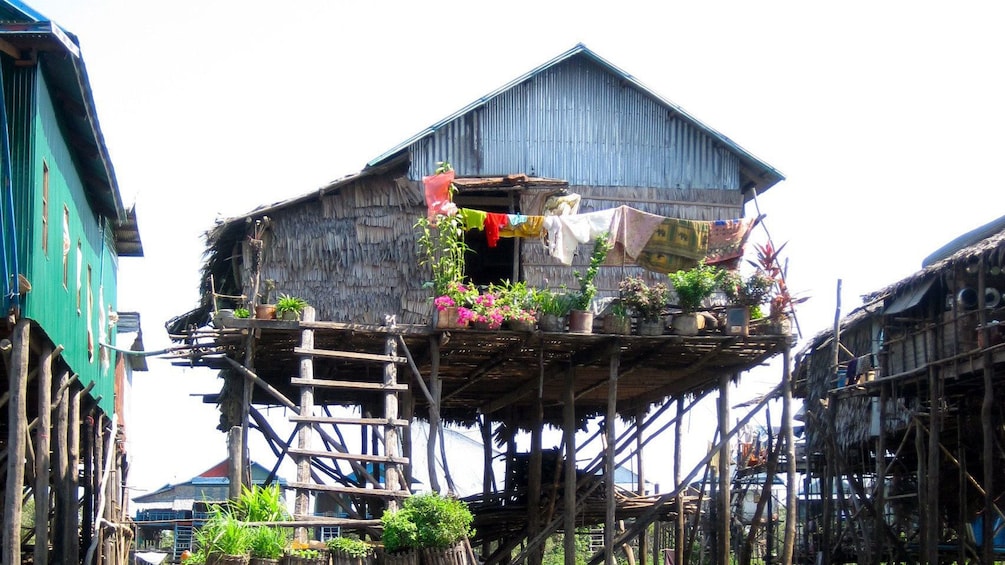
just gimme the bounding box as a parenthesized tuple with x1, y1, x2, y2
(384, 317, 403, 511)
(34, 344, 54, 565)
(295, 307, 316, 542)
(979, 261, 995, 565)
(53, 369, 70, 562)
(564, 368, 577, 565)
(874, 382, 887, 564)
(2, 320, 30, 565)
(228, 426, 243, 500)
(781, 346, 797, 565)
(402, 386, 414, 493)
(636, 407, 647, 565)
(427, 336, 442, 493)
(528, 382, 544, 565)
(81, 411, 95, 558)
(926, 364, 940, 565)
(717, 372, 731, 565)
(604, 344, 620, 565)
(675, 397, 685, 565)
(67, 386, 80, 565)
(93, 414, 104, 564)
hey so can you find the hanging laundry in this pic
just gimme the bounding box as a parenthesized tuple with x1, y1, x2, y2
(705, 217, 759, 268)
(542, 193, 582, 216)
(459, 208, 487, 231)
(422, 170, 458, 222)
(635, 218, 710, 273)
(507, 213, 527, 226)
(484, 213, 508, 248)
(544, 208, 616, 265)
(607, 205, 666, 264)
(499, 216, 544, 239)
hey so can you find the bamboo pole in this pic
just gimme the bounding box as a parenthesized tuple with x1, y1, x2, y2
(979, 260, 994, 565)
(53, 368, 70, 561)
(2, 320, 29, 565)
(228, 426, 243, 500)
(925, 363, 940, 565)
(528, 371, 544, 565)
(67, 387, 80, 565)
(636, 407, 648, 565)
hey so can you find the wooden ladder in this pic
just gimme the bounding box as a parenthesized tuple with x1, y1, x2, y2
(290, 309, 410, 541)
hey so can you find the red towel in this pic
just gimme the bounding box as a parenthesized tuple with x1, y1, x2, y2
(484, 213, 509, 248)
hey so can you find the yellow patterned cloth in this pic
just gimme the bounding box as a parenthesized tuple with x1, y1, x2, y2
(635, 218, 710, 273)
(499, 215, 545, 238)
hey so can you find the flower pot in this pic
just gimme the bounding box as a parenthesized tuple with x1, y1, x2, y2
(602, 315, 631, 335)
(538, 314, 565, 332)
(330, 552, 374, 565)
(473, 320, 495, 330)
(507, 319, 536, 332)
(212, 309, 235, 328)
(636, 318, 665, 336)
(208, 554, 251, 565)
(434, 306, 455, 329)
(420, 542, 469, 565)
(671, 312, 703, 336)
(279, 310, 300, 321)
(250, 558, 280, 565)
(381, 549, 420, 565)
(725, 306, 750, 336)
(568, 310, 594, 334)
(255, 304, 277, 320)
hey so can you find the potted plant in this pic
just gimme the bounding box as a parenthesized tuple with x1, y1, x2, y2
(601, 301, 631, 335)
(751, 242, 806, 335)
(327, 536, 375, 565)
(248, 527, 287, 565)
(532, 288, 572, 332)
(619, 275, 671, 336)
(416, 164, 471, 329)
(281, 548, 325, 565)
(569, 233, 612, 334)
(234, 307, 251, 319)
(490, 280, 538, 332)
(255, 279, 278, 319)
(275, 293, 308, 321)
(195, 506, 251, 565)
(720, 270, 774, 336)
(667, 262, 722, 336)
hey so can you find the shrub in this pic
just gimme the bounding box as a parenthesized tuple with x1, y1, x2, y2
(327, 536, 374, 558)
(382, 493, 474, 552)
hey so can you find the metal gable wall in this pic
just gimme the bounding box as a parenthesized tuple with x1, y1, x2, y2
(407, 56, 741, 190)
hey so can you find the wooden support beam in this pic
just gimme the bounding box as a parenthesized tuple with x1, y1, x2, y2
(427, 336, 442, 493)
(287, 482, 410, 498)
(288, 415, 408, 427)
(294, 346, 407, 365)
(289, 377, 407, 391)
(2, 320, 29, 565)
(228, 427, 243, 500)
(52, 369, 70, 562)
(66, 387, 80, 565)
(717, 372, 731, 565)
(287, 448, 408, 465)
(636, 407, 648, 565)
(781, 346, 797, 565)
(528, 338, 545, 565)
(675, 397, 685, 565)
(980, 260, 995, 565)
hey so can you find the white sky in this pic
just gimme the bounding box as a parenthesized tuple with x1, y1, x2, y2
(23, 0, 1005, 499)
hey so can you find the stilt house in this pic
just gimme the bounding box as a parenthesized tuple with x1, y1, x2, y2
(0, 1, 142, 563)
(794, 215, 1005, 564)
(168, 44, 794, 565)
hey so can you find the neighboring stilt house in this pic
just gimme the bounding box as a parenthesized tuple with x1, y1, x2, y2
(0, 1, 143, 563)
(168, 44, 794, 565)
(795, 214, 1005, 564)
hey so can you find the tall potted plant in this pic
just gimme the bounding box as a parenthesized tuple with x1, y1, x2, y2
(381, 493, 475, 565)
(721, 270, 774, 336)
(569, 233, 612, 334)
(416, 190, 471, 329)
(667, 262, 721, 336)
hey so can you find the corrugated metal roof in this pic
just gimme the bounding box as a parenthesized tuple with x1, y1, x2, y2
(367, 43, 784, 192)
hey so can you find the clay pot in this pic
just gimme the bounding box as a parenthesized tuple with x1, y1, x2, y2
(568, 310, 594, 334)
(254, 304, 276, 319)
(636, 318, 665, 336)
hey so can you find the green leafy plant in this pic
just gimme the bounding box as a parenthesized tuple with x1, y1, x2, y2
(532, 288, 573, 317)
(381, 492, 474, 552)
(720, 270, 774, 309)
(327, 536, 374, 558)
(275, 293, 308, 318)
(248, 526, 288, 560)
(194, 505, 250, 558)
(235, 484, 289, 522)
(234, 307, 251, 319)
(287, 548, 322, 559)
(667, 262, 722, 313)
(571, 233, 612, 311)
(618, 276, 670, 322)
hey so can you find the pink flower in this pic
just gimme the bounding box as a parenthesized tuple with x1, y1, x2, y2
(434, 295, 456, 311)
(457, 307, 475, 325)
